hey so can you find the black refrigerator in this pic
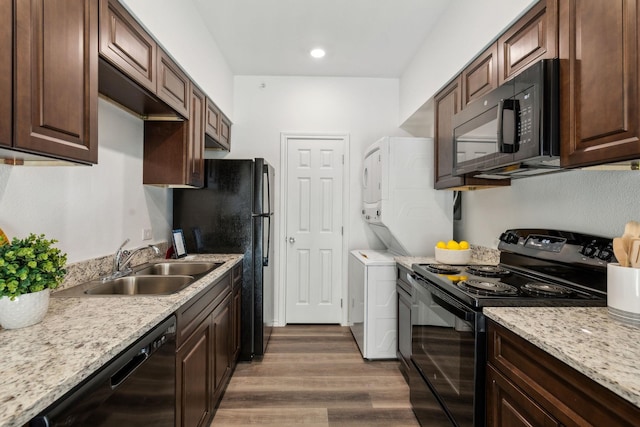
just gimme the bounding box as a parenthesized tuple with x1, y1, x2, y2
(173, 159, 274, 360)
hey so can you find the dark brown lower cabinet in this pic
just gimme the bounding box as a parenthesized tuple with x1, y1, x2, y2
(213, 295, 231, 400)
(231, 264, 242, 363)
(177, 317, 213, 427)
(487, 365, 560, 427)
(487, 320, 640, 427)
(175, 269, 239, 427)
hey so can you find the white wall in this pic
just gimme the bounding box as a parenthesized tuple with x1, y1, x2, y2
(0, 99, 171, 263)
(120, 0, 234, 119)
(457, 170, 640, 247)
(399, 0, 535, 124)
(229, 76, 410, 251)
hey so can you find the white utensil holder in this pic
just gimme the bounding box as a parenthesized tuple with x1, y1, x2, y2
(607, 263, 640, 325)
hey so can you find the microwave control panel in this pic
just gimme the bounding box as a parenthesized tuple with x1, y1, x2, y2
(515, 90, 535, 147)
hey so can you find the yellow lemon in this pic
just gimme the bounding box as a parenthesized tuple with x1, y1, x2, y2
(436, 241, 446, 249)
(446, 240, 460, 250)
(459, 241, 470, 250)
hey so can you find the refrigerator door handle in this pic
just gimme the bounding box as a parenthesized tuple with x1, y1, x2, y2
(263, 215, 271, 267)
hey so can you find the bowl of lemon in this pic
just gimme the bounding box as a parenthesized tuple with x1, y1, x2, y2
(435, 240, 471, 264)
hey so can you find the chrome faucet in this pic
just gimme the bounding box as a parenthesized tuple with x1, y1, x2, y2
(112, 238, 160, 277)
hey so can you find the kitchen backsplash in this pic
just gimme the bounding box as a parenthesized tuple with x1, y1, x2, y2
(471, 245, 500, 264)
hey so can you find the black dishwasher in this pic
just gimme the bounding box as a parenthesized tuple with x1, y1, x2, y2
(30, 315, 176, 427)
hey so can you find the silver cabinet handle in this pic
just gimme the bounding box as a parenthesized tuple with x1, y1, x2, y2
(289, 237, 295, 243)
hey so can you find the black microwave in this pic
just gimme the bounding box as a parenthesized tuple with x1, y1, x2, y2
(452, 58, 560, 179)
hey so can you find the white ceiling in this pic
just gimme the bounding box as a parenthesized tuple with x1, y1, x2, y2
(191, 0, 450, 78)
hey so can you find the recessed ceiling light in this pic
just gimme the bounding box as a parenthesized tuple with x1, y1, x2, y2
(310, 48, 326, 59)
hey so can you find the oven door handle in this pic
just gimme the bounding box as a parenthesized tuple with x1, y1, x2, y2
(431, 293, 476, 323)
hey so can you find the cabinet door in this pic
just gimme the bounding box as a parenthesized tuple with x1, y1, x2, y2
(157, 49, 190, 119)
(498, 0, 558, 84)
(212, 294, 231, 397)
(462, 43, 498, 107)
(434, 77, 465, 189)
(205, 99, 221, 141)
(231, 285, 242, 362)
(219, 115, 231, 150)
(176, 318, 212, 427)
(0, 0, 11, 148)
(14, 0, 98, 164)
(99, 0, 156, 93)
(487, 365, 560, 427)
(560, 0, 640, 167)
(187, 85, 205, 188)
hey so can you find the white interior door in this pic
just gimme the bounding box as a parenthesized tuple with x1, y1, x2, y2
(285, 137, 344, 324)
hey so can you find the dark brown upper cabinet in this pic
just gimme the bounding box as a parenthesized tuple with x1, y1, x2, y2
(560, 0, 640, 168)
(205, 98, 222, 141)
(2, 0, 98, 165)
(462, 43, 498, 108)
(498, 0, 558, 84)
(434, 77, 464, 190)
(98, 0, 232, 158)
(143, 84, 204, 188)
(186, 84, 205, 187)
(205, 98, 232, 151)
(99, 0, 156, 93)
(0, 0, 12, 150)
(99, 0, 191, 120)
(157, 48, 190, 119)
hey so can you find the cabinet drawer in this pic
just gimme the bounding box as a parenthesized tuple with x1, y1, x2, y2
(99, 0, 156, 92)
(176, 272, 231, 347)
(157, 49, 190, 119)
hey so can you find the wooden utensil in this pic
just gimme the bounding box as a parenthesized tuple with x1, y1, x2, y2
(613, 237, 629, 267)
(630, 239, 640, 268)
(624, 221, 640, 238)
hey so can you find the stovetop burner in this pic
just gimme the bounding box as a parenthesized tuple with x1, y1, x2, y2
(465, 265, 511, 277)
(457, 279, 518, 296)
(521, 282, 576, 298)
(424, 264, 462, 274)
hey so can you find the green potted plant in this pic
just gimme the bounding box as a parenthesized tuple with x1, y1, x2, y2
(0, 233, 67, 329)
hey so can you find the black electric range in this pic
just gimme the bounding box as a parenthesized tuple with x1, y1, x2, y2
(407, 229, 612, 427)
(412, 228, 610, 309)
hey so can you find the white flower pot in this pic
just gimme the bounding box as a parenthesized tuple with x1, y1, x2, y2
(0, 288, 50, 329)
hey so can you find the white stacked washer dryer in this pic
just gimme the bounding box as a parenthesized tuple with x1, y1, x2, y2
(349, 136, 453, 359)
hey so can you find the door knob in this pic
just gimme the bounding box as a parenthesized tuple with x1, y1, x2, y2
(289, 237, 296, 243)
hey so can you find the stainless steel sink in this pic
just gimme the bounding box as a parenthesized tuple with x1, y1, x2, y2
(84, 275, 194, 295)
(133, 261, 222, 276)
(52, 261, 224, 297)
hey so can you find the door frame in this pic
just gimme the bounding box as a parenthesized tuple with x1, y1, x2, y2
(277, 132, 350, 327)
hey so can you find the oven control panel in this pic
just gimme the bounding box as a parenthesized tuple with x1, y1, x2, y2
(498, 228, 616, 267)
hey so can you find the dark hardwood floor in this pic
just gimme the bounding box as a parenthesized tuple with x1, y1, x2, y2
(211, 325, 419, 426)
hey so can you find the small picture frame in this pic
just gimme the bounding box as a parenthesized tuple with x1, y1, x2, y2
(171, 229, 187, 258)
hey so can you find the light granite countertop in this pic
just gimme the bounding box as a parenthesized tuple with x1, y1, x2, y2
(484, 307, 640, 408)
(0, 254, 243, 427)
